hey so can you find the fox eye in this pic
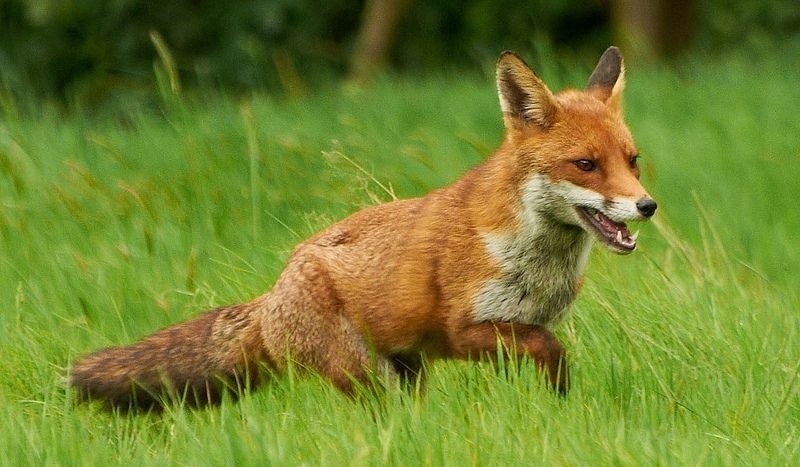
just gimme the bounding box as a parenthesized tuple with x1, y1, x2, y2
(629, 155, 640, 168)
(574, 159, 597, 172)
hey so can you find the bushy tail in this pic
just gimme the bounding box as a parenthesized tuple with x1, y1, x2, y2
(70, 304, 266, 410)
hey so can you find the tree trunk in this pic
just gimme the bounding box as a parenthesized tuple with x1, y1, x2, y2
(612, 0, 695, 61)
(349, 0, 412, 84)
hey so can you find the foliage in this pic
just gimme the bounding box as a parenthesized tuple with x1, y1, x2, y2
(4, 0, 798, 110)
(697, 0, 800, 49)
(0, 0, 362, 105)
(393, 0, 609, 71)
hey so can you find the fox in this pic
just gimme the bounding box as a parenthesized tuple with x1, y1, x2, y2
(70, 47, 657, 410)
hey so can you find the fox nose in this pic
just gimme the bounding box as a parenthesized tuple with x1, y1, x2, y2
(636, 197, 658, 218)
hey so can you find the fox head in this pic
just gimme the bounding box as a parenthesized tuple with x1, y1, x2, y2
(495, 47, 656, 254)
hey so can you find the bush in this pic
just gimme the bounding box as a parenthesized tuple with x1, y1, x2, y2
(0, 0, 797, 110)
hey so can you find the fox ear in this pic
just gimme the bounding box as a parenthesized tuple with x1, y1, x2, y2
(587, 46, 625, 113)
(496, 51, 559, 130)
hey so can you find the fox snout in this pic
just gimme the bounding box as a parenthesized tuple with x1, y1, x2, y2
(635, 197, 657, 218)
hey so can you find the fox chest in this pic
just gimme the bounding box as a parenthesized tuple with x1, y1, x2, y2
(473, 230, 591, 326)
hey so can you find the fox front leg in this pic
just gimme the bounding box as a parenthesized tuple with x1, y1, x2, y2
(450, 322, 569, 394)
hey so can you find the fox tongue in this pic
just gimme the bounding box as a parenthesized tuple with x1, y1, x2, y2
(578, 206, 636, 252)
(597, 212, 630, 238)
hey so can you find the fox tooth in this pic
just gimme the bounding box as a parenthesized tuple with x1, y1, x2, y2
(616, 230, 623, 243)
(631, 230, 640, 241)
(594, 212, 602, 221)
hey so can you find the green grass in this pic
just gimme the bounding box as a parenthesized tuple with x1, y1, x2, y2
(1, 48, 799, 465)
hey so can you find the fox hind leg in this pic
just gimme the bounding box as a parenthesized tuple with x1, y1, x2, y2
(258, 253, 397, 394)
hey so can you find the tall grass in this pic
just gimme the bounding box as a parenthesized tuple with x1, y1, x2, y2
(0, 48, 798, 465)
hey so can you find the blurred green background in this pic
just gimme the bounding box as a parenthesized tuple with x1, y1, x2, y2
(0, 4, 799, 464)
(1, 0, 798, 111)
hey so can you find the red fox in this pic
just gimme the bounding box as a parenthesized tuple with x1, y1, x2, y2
(71, 47, 656, 409)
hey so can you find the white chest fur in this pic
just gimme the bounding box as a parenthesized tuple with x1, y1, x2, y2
(473, 219, 592, 326)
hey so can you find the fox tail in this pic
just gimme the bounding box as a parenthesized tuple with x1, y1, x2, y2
(70, 304, 265, 410)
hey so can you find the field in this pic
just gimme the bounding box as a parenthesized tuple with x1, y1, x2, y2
(1, 49, 798, 465)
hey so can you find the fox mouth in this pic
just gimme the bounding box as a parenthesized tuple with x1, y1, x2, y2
(576, 207, 637, 254)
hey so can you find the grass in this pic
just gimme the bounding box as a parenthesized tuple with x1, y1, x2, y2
(1, 48, 799, 465)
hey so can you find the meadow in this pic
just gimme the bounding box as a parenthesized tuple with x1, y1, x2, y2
(0, 48, 798, 465)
